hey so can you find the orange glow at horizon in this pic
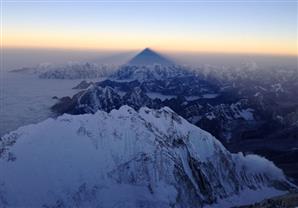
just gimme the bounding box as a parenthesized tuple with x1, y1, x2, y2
(3, 31, 297, 56)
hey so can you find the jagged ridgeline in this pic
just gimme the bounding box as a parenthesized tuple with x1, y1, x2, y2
(50, 50, 298, 186)
(0, 107, 295, 207)
(51, 49, 219, 114)
(2, 48, 298, 207)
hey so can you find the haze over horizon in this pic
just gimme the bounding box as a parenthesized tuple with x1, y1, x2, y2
(2, 1, 297, 56)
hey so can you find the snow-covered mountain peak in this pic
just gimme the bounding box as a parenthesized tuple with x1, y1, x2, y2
(0, 106, 294, 208)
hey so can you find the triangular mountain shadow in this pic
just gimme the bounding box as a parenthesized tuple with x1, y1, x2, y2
(127, 48, 174, 66)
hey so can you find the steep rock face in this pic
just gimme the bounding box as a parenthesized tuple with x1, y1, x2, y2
(0, 106, 294, 208)
(52, 85, 163, 114)
(52, 85, 122, 114)
(77, 85, 123, 113)
(122, 87, 162, 110)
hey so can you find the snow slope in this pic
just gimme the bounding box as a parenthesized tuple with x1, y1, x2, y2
(0, 106, 294, 208)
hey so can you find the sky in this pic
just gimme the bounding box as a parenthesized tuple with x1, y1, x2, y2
(1, 1, 297, 56)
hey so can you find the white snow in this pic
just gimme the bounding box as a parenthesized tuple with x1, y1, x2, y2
(238, 108, 254, 121)
(206, 112, 216, 120)
(0, 106, 293, 207)
(189, 115, 202, 124)
(231, 103, 255, 121)
(271, 83, 284, 93)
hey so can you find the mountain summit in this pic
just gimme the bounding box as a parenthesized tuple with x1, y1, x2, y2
(127, 48, 174, 66)
(0, 106, 293, 207)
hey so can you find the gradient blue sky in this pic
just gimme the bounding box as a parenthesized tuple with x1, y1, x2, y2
(2, 1, 297, 55)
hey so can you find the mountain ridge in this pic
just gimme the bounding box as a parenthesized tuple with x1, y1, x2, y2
(0, 106, 294, 207)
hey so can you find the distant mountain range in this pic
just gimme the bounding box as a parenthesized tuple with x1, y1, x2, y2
(10, 48, 174, 79)
(4, 48, 298, 207)
(10, 62, 117, 79)
(50, 48, 298, 185)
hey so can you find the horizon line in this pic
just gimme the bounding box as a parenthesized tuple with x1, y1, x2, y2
(2, 46, 297, 57)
